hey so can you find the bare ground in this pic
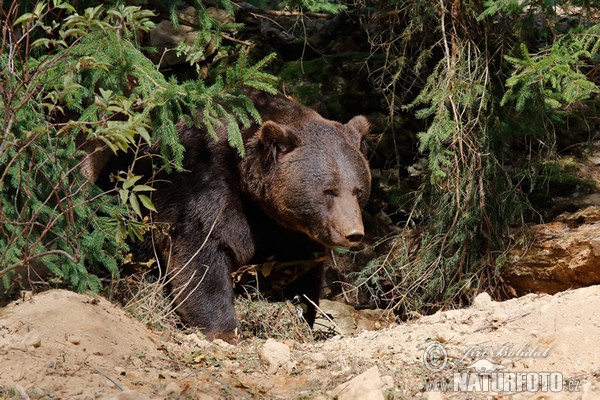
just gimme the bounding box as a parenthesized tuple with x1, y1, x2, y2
(1, 287, 600, 399)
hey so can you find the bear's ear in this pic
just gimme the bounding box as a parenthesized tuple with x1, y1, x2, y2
(259, 121, 300, 162)
(344, 116, 370, 148)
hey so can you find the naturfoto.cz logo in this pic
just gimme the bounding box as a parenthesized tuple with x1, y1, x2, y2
(422, 342, 582, 394)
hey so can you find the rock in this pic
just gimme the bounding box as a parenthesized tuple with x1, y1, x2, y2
(165, 381, 182, 395)
(212, 338, 234, 348)
(67, 335, 81, 345)
(502, 206, 600, 296)
(472, 292, 493, 309)
(314, 299, 356, 335)
(329, 366, 385, 400)
(21, 330, 41, 349)
(185, 332, 211, 348)
(146, 6, 232, 69)
(149, 20, 198, 67)
(314, 300, 394, 335)
(177, 6, 197, 26)
(125, 370, 142, 382)
(259, 338, 291, 374)
(206, 7, 235, 25)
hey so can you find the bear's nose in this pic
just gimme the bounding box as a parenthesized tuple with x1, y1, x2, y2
(345, 230, 364, 244)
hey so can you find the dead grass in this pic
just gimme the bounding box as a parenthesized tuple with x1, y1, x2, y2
(119, 271, 182, 330)
(114, 269, 315, 342)
(235, 295, 314, 342)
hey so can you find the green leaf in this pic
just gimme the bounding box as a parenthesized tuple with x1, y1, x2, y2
(33, 2, 47, 18)
(137, 194, 156, 212)
(132, 185, 155, 192)
(119, 188, 129, 204)
(53, 0, 76, 13)
(32, 38, 52, 49)
(14, 13, 34, 26)
(122, 175, 142, 190)
(129, 193, 142, 218)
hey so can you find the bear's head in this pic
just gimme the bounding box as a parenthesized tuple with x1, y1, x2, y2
(241, 114, 371, 248)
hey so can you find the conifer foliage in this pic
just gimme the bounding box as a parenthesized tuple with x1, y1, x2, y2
(2, 0, 599, 315)
(352, 0, 600, 315)
(0, 0, 277, 292)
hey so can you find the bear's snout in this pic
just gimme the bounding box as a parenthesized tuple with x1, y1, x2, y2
(345, 229, 364, 244)
(328, 194, 365, 247)
(333, 222, 364, 247)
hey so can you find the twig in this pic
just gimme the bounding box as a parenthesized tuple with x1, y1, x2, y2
(302, 294, 344, 336)
(222, 33, 252, 46)
(168, 203, 226, 314)
(15, 385, 30, 400)
(93, 367, 125, 391)
(1, 250, 79, 279)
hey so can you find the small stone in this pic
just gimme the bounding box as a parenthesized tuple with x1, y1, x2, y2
(165, 381, 182, 394)
(131, 358, 143, 367)
(329, 366, 385, 400)
(22, 330, 41, 349)
(313, 299, 357, 335)
(491, 313, 508, 322)
(126, 370, 142, 382)
(259, 338, 291, 374)
(186, 333, 211, 348)
(68, 335, 81, 345)
(213, 338, 233, 348)
(472, 292, 493, 309)
(589, 154, 600, 165)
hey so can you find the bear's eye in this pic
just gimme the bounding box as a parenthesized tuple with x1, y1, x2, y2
(353, 188, 363, 197)
(323, 189, 337, 197)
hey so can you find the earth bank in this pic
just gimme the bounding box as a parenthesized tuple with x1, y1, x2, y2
(1, 287, 599, 399)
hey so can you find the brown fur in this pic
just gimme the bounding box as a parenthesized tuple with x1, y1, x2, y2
(108, 91, 371, 341)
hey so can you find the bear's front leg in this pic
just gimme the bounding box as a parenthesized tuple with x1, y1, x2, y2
(167, 240, 239, 342)
(283, 261, 325, 327)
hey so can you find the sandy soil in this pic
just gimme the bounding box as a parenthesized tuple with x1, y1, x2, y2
(1, 287, 599, 399)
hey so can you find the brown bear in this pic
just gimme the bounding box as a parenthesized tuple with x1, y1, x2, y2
(124, 90, 371, 341)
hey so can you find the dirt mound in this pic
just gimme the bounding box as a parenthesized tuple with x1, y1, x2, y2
(1, 287, 600, 399)
(0, 290, 161, 398)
